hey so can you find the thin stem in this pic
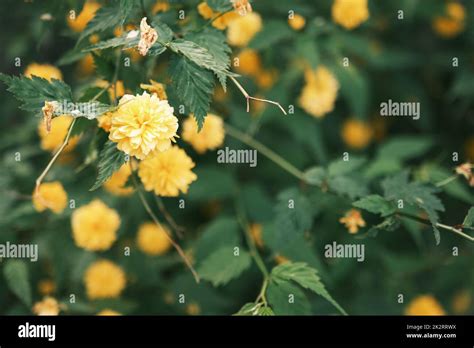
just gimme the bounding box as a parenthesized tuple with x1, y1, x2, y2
(229, 76, 287, 115)
(153, 195, 185, 239)
(197, 10, 231, 32)
(130, 163, 200, 282)
(225, 124, 305, 181)
(435, 174, 458, 188)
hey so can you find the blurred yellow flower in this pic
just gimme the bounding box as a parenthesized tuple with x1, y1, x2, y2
(38, 115, 80, 153)
(140, 79, 168, 100)
(182, 114, 225, 154)
(433, 2, 466, 38)
(109, 92, 178, 160)
(288, 14, 306, 31)
(96, 79, 126, 101)
(103, 163, 134, 196)
(274, 254, 290, 265)
(235, 49, 262, 76)
(227, 12, 262, 47)
(186, 302, 201, 315)
(298, 66, 339, 118)
(256, 69, 278, 89)
(339, 209, 366, 234)
(84, 260, 126, 300)
(341, 118, 373, 149)
(332, 0, 369, 30)
(197, 2, 239, 30)
(451, 290, 471, 314)
(97, 111, 113, 132)
(71, 199, 120, 251)
(249, 223, 264, 249)
(67, 0, 100, 32)
(98, 309, 122, 316)
(32, 181, 68, 214)
(232, 0, 252, 15)
(24, 63, 62, 81)
(138, 146, 197, 197)
(405, 295, 446, 315)
(76, 53, 94, 76)
(38, 279, 56, 296)
(152, 0, 170, 15)
(137, 222, 172, 256)
(89, 34, 100, 44)
(33, 297, 60, 316)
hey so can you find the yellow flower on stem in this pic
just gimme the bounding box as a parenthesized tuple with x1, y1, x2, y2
(288, 14, 306, 31)
(227, 12, 262, 47)
(32, 181, 68, 214)
(341, 118, 373, 149)
(182, 114, 225, 154)
(405, 295, 446, 315)
(136, 222, 172, 256)
(84, 260, 126, 300)
(339, 209, 366, 234)
(332, 0, 369, 30)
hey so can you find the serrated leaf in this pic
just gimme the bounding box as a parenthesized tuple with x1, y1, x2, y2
(79, 2, 122, 42)
(267, 279, 311, 315)
(118, 0, 134, 26)
(90, 140, 127, 191)
(256, 306, 275, 316)
(271, 262, 346, 315)
(198, 246, 252, 286)
(234, 302, 260, 316)
(3, 260, 32, 307)
(170, 56, 214, 129)
(328, 157, 366, 177)
(0, 74, 73, 114)
(377, 136, 433, 161)
(328, 176, 368, 199)
(463, 207, 474, 228)
(92, 53, 114, 80)
(83, 36, 140, 52)
(353, 194, 396, 217)
(151, 20, 174, 43)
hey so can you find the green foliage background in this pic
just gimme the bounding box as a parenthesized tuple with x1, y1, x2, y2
(0, 0, 473, 315)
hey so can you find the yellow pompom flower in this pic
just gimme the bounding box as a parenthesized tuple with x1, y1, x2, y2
(103, 163, 134, 196)
(97, 309, 122, 316)
(84, 260, 126, 300)
(332, 0, 369, 30)
(137, 222, 172, 256)
(38, 115, 80, 153)
(235, 49, 262, 76)
(32, 181, 68, 214)
(138, 146, 197, 197)
(33, 297, 60, 316)
(97, 111, 113, 132)
(433, 2, 466, 38)
(341, 118, 373, 149)
(288, 14, 306, 31)
(339, 209, 366, 234)
(405, 295, 446, 315)
(298, 66, 339, 118)
(71, 199, 121, 251)
(67, 0, 100, 32)
(182, 114, 225, 154)
(109, 92, 179, 160)
(24, 63, 63, 81)
(198, 2, 239, 30)
(227, 12, 262, 47)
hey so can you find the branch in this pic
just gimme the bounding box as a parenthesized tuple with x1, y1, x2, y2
(153, 195, 185, 239)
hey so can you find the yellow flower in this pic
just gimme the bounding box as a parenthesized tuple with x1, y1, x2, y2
(33, 297, 60, 316)
(152, 0, 170, 14)
(341, 118, 373, 149)
(465, 137, 474, 161)
(89, 34, 100, 44)
(298, 66, 339, 118)
(38, 115, 80, 153)
(288, 14, 306, 31)
(405, 295, 446, 315)
(138, 146, 197, 197)
(249, 223, 263, 249)
(76, 53, 94, 76)
(186, 302, 201, 315)
(140, 79, 168, 100)
(71, 199, 120, 251)
(137, 222, 172, 256)
(67, 0, 100, 32)
(235, 49, 262, 76)
(197, 2, 239, 30)
(84, 260, 126, 300)
(339, 209, 366, 234)
(97, 309, 122, 316)
(32, 181, 68, 214)
(96, 79, 126, 101)
(97, 111, 113, 132)
(274, 254, 290, 265)
(256, 69, 278, 90)
(433, 2, 466, 38)
(227, 12, 262, 47)
(232, 0, 252, 15)
(24, 63, 62, 81)
(452, 290, 471, 314)
(38, 279, 56, 296)
(332, 0, 369, 30)
(109, 92, 179, 160)
(103, 163, 134, 196)
(182, 114, 225, 154)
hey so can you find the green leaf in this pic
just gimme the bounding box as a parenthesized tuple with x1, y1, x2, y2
(328, 176, 368, 199)
(207, 0, 233, 12)
(249, 20, 293, 50)
(353, 194, 396, 217)
(271, 262, 347, 315)
(0, 74, 73, 114)
(90, 140, 127, 191)
(169, 56, 214, 129)
(83, 36, 139, 52)
(92, 52, 114, 80)
(3, 260, 32, 307)
(303, 167, 326, 186)
(79, 2, 122, 42)
(256, 306, 275, 316)
(328, 157, 366, 177)
(267, 279, 311, 315)
(118, 0, 135, 26)
(198, 246, 252, 286)
(332, 64, 369, 119)
(377, 136, 433, 161)
(234, 302, 260, 316)
(364, 158, 402, 179)
(151, 20, 174, 43)
(187, 166, 235, 201)
(463, 207, 474, 228)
